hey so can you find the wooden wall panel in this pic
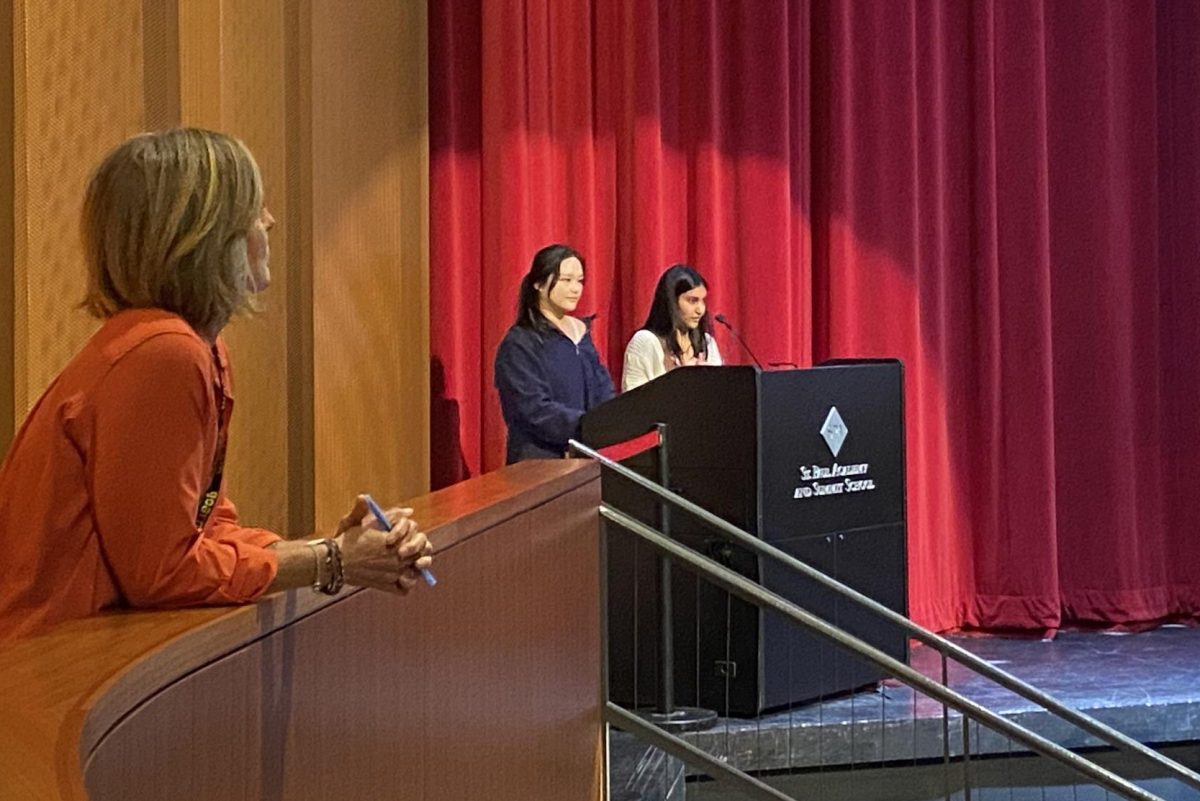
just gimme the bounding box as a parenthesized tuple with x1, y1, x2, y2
(11, 0, 145, 419)
(283, 0, 316, 535)
(1, 0, 14, 451)
(176, 0, 294, 531)
(309, 0, 430, 531)
(215, 0, 292, 531)
(140, 0, 179, 130)
(176, 0, 222, 126)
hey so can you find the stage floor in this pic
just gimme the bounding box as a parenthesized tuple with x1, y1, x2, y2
(611, 626, 1200, 801)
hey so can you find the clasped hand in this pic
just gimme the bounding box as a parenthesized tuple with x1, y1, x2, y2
(334, 495, 433, 594)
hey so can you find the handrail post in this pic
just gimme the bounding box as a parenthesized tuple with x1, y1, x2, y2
(602, 424, 715, 732)
(655, 422, 675, 716)
(644, 422, 716, 731)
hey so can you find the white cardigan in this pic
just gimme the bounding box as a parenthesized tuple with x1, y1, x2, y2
(621, 329, 723, 391)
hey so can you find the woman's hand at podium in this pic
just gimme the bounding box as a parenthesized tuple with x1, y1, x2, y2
(335, 496, 434, 594)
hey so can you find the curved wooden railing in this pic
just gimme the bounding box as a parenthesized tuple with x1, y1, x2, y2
(0, 460, 603, 801)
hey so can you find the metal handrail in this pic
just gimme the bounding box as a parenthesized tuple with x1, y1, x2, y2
(602, 504, 1165, 801)
(570, 438, 1200, 793)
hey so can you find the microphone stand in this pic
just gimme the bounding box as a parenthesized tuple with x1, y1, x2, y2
(714, 314, 766, 370)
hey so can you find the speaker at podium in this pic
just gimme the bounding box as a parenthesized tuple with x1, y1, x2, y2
(581, 361, 908, 717)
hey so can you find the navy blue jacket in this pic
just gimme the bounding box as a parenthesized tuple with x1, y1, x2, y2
(494, 321, 615, 464)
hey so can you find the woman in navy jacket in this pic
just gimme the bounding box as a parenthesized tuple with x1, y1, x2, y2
(494, 244, 615, 463)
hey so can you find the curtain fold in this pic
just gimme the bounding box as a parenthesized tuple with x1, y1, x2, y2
(429, 0, 1200, 632)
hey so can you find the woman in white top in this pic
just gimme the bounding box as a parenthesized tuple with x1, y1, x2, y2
(622, 264, 722, 391)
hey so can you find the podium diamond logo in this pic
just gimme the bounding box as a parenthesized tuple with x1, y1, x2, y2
(820, 406, 848, 457)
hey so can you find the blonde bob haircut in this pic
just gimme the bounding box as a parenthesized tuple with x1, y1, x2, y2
(82, 128, 264, 336)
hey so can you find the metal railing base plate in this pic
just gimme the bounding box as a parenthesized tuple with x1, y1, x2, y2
(633, 706, 719, 733)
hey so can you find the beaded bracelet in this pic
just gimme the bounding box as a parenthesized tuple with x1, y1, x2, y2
(304, 539, 325, 593)
(305, 537, 344, 595)
(325, 537, 345, 595)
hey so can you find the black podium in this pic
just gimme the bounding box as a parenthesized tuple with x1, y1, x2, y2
(581, 362, 908, 717)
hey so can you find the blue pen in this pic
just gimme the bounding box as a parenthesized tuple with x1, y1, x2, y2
(364, 494, 437, 587)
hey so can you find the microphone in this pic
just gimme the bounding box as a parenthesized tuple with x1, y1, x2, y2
(714, 314, 765, 370)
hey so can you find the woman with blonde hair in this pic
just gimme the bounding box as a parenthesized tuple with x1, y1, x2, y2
(0, 129, 432, 642)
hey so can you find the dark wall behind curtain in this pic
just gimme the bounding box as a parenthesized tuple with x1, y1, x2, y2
(429, 0, 1200, 633)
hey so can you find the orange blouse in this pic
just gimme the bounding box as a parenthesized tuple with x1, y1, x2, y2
(0, 309, 280, 642)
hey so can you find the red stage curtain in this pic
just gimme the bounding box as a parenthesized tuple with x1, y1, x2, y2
(429, 0, 1200, 633)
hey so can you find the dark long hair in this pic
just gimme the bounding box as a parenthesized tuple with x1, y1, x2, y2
(640, 264, 711, 361)
(515, 243, 585, 330)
